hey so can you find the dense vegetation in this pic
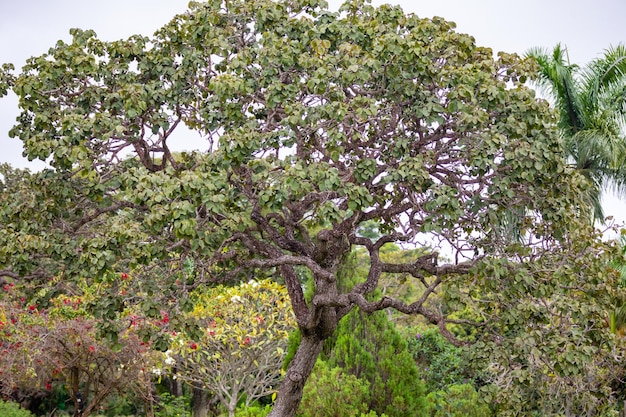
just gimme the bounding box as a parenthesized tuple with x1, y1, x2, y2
(1, 0, 626, 416)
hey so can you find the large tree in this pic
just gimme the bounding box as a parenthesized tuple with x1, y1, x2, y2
(1, 1, 623, 416)
(526, 44, 626, 221)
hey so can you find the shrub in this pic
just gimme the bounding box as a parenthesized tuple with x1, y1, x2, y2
(155, 393, 190, 417)
(329, 309, 428, 417)
(407, 327, 471, 392)
(0, 400, 35, 417)
(236, 404, 272, 416)
(425, 384, 491, 417)
(297, 360, 371, 417)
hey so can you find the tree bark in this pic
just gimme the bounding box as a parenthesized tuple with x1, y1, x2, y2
(267, 331, 325, 417)
(164, 370, 184, 397)
(192, 387, 212, 417)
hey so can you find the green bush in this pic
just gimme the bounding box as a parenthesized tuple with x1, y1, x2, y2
(0, 400, 35, 417)
(155, 393, 190, 417)
(329, 309, 428, 417)
(297, 360, 371, 417)
(407, 327, 471, 392)
(236, 404, 272, 416)
(425, 384, 491, 417)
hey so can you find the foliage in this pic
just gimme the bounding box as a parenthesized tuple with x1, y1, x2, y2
(526, 44, 626, 221)
(2, 0, 624, 415)
(460, 230, 625, 415)
(154, 393, 191, 417)
(425, 384, 491, 417)
(0, 290, 159, 417)
(609, 232, 626, 334)
(235, 404, 273, 417)
(170, 279, 295, 417)
(0, 401, 34, 417)
(297, 360, 373, 417)
(0, 63, 14, 97)
(328, 309, 428, 417)
(407, 328, 473, 393)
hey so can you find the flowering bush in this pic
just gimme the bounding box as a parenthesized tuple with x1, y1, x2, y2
(169, 279, 295, 417)
(0, 292, 160, 417)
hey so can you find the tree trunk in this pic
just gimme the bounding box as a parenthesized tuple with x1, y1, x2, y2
(267, 332, 325, 417)
(164, 369, 184, 397)
(192, 387, 211, 417)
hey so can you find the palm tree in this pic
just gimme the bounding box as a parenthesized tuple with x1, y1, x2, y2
(526, 44, 626, 222)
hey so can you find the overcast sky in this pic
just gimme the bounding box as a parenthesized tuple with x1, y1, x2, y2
(1, 0, 625, 226)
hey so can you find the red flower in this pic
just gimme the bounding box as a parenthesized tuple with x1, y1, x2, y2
(88, 345, 96, 353)
(28, 305, 36, 311)
(190, 342, 198, 350)
(121, 272, 129, 280)
(243, 337, 251, 345)
(45, 381, 52, 391)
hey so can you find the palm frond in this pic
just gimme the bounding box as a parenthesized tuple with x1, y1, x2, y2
(527, 44, 585, 136)
(527, 43, 626, 223)
(581, 44, 626, 116)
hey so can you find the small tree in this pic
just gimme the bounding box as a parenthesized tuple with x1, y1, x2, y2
(297, 361, 372, 417)
(171, 280, 295, 417)
(0, 295, 159, 417)
(327, 308, 427, 417)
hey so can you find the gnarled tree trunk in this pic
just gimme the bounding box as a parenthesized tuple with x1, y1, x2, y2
(267, 331, 326, 417)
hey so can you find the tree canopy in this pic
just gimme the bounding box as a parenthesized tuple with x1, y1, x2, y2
(1, 0, 624, 415)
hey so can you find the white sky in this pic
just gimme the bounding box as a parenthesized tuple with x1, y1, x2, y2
(0, 0, 625, 226)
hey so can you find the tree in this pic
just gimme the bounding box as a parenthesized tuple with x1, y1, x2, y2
(319, 250, 427, 417)
(327, 308, 428, 417)
(170, 280, 295, 417)
(2, 1, 623, 416)
(296, 361, 372, 417)
(526, 44, 626, 221)
(0, 294, 158, 417)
